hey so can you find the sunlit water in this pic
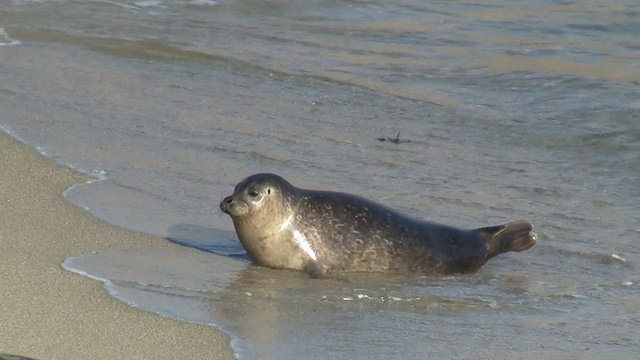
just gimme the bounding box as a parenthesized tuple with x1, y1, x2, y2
(1, 0, 639, 358)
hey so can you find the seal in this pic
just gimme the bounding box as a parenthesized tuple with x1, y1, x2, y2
(220, 173, 537, 275)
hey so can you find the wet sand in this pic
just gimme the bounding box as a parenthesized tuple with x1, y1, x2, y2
(0, 130, 232, 359)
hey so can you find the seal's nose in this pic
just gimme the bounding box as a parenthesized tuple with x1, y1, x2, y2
(220, 196, 234, 212)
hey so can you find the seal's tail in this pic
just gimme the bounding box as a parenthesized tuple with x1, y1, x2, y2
(474, 220, 537, 260)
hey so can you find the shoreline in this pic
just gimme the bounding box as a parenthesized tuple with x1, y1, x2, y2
(0, 130, 232, 359)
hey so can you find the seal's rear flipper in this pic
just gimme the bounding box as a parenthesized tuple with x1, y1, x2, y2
(475, 221, 537, 259)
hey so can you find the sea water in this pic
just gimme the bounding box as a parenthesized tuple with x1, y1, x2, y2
(1, 0, 639, 358)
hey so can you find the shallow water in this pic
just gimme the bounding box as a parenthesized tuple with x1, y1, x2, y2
(1, 0, 639, 358)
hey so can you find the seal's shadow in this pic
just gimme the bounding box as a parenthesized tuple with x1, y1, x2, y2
(166, 223, 250, 261)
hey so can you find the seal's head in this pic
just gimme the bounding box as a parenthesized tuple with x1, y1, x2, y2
(220, 173, 307, 269)
(219, 173, 295, 219)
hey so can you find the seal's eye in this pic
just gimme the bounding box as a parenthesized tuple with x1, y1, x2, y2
(248, 190, 260, 198)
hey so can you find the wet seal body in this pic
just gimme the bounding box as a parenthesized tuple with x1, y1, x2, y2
(220, 173, 537, 276)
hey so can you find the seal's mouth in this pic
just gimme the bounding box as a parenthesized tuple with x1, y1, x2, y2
(219, 195, 234, 214)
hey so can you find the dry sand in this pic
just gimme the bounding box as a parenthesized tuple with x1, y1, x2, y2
(0, 130, 232, 359)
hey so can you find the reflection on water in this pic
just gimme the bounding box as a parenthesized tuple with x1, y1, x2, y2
(1, 0, 639, 358)
(66, 224, 639, 359)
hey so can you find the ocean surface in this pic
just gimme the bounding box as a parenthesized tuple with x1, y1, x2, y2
(1, 0, 639, 358)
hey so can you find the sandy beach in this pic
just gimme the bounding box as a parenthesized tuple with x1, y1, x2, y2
(0, 130, 232, 359)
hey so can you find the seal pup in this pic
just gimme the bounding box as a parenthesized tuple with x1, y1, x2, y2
(220, 173, 537, 276)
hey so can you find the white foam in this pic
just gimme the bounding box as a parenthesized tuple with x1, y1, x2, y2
(185, 0, 218, 5)
(0, 27, 21, 46)
(62, 168, 108, 199)
(10, 0, 67, 4)
(134, 0, 162, 7)
(100, 0, 140, 11)
(0, 124, 110, 209)
(63, 257, 132, 304)
(63, 255, 245, 358)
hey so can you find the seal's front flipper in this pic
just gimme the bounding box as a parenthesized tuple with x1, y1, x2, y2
(475, 220, 537, 260)
(302, 260, 327, 278)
